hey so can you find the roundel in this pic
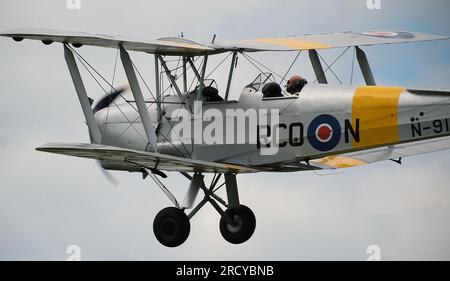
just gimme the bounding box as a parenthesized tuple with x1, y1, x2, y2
(360, 31, 415, 39)
(307, 114, 341, 151)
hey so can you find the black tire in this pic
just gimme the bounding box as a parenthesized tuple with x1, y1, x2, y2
(219, 205, 256, 244)
(153, 207, 190, 247)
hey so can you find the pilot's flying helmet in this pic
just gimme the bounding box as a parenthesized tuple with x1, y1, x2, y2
(286, 75, 307, 94)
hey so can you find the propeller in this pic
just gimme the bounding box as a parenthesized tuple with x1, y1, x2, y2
(89, 86, 127, 186)
(88, 130, 119, 186)
(95, 160, 119, 186)
(93, 86, 127, 114)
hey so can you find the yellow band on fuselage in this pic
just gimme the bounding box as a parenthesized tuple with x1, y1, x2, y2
(352, 86, 404, 148)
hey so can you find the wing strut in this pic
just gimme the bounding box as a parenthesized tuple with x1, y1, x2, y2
(119, 45, 158, 152)
(224, 51, 238, 100)
(187, 57, 203, 84)
(355, 46, 376, 86)
(196, 55, 208, 102)
(187, 57, 207, 105)
(63, 44, 102, 144)
(158, 55, 186, 107)
(182, 56, 188, 93)
(154, 54, 161, 123)
(308, 50, 328, 84)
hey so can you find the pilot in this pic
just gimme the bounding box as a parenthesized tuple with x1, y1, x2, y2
(286, 75, 308, 95)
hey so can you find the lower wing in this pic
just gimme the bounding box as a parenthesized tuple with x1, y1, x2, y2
(36, 143, 258, 174)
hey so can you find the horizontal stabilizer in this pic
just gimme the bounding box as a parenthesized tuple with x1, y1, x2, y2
(408, 89, 450, 96)
(311, 135, 450, 169)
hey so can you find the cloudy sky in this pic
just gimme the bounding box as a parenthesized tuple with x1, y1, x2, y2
(0, 0, 449, 260)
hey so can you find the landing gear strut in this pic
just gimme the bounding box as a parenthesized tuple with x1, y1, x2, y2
(147, 170, 256, 247)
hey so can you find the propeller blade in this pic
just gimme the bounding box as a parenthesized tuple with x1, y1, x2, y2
(88, 131, 119, 186)
(96, 160, 119, 186)
(92, 86, 127, 114)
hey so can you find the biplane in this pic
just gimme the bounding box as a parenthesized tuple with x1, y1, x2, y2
(1, 28, 449, 247)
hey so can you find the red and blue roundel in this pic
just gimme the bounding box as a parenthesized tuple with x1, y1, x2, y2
(307, 114, 341, 151)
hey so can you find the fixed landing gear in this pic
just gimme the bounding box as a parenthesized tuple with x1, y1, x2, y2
(153, 207, 190, 247)
(148, 171, 256, 247)
(220, 205, 256, 244)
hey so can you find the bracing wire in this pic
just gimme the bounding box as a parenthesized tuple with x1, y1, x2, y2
(313, 47, 350, 84)
(281, 51, 302, 83)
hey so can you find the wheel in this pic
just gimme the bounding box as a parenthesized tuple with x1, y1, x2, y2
(220, 205, 256, 244)
(153, 207, 190, 247)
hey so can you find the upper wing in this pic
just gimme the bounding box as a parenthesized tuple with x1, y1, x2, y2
(2, 28, 447, 55)
(0, 28, 213, 56)
(310, 135, 450, 169)
(230, 30, 448, 52)
(36, 142, 258, 174)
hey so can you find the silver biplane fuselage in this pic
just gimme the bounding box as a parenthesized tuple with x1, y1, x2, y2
(97, 81, 450, 172)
